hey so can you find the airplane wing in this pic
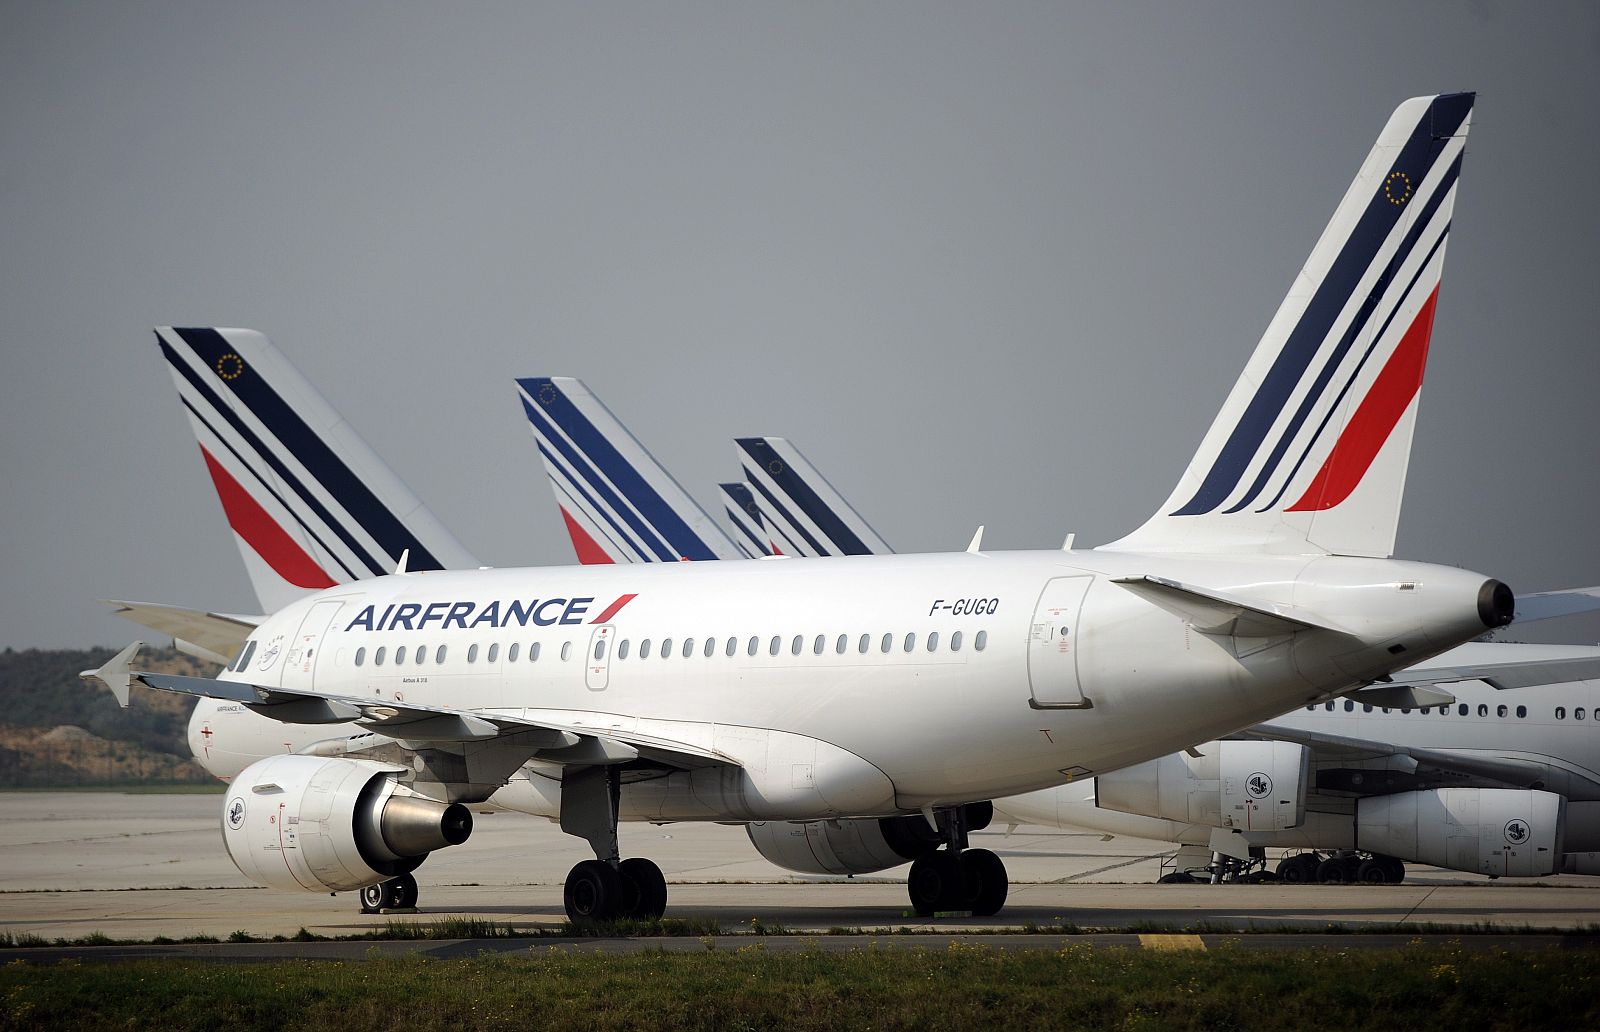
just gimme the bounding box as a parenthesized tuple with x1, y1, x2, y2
(1244, 721, 1581, 793)
(1385, 651, 1600, 691)
(1514, 585, 1600, 624)
(127, 668, 732, 772)
(103, 600, 261, 665)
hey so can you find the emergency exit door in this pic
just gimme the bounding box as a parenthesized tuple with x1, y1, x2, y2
(1027, 576, 1093, 709)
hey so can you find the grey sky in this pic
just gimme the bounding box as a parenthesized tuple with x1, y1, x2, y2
(3, 2, 1598, 649)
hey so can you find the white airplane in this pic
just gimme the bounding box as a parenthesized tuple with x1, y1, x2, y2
(89, 92, 1517, 924)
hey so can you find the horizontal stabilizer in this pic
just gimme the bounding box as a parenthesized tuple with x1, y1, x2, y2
(1390, 654, 1600, 692)
(1343, 683, 1456, 709)
(79, 641, 146, 708)
(1514, 586, 1600, 624)
(1112, 575, 1351, 638)
(104, 600, 260, 663)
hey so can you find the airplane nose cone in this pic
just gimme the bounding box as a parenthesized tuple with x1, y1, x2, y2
(1478, 579, 1515, 628)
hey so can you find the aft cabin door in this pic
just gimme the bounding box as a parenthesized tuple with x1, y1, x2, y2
(586, 625, 614, 691)
(1028, 576, 1093, 709)
(282, 600, 344, 691)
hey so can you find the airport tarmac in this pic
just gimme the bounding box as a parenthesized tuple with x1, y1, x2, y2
(4, 791, 1599, 942)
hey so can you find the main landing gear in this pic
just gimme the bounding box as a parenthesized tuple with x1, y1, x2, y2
(559, 765, 668, 922)
(358, 872, 418, 913)
(906, 804, 1009, 917)
(1277, 850, 1405, 884)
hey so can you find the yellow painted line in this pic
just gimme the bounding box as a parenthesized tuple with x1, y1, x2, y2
(1138, 934, 1206, 951)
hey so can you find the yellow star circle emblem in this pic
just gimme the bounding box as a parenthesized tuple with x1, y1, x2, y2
(1384, 171, 1413, 206)
(216, 353, 245, 380)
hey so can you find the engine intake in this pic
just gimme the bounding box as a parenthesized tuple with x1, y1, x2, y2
(223, 754, 472, 893)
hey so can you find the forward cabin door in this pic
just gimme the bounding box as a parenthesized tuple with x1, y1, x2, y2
(282, 600, 345, 691)
(1027, 576, 1093, 709)
(586, 625, 615, 691)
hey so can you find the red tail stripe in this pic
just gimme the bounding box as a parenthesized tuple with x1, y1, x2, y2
(561, 507, 616, 565)
(1287, 285, 1440, 513)
(200, 446, 336, 589)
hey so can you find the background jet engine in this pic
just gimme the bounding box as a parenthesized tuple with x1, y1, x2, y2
(221, 754, 472, 893)
(1356, 788, 1563, 878)
(747, 803, 991, 876)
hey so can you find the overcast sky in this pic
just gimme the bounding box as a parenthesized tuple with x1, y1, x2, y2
(3, 2, 1598, 649)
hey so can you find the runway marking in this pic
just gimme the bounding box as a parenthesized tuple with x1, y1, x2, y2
(1138, 934, 1206, 951)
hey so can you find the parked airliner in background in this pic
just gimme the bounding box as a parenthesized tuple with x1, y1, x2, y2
(91, 93, 1525, 923)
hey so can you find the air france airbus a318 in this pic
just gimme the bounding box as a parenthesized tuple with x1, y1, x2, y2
(90, 93, 1516, 922)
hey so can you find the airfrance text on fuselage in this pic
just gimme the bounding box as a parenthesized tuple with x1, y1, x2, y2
(347, 597, 615, 632)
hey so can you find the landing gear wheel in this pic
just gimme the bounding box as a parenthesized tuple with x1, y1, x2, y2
(359, 882, 389, 914)
(1380, 856, 1405, 884)
(389, 873, 419, 909)
(1276, 854, 1319, 884)
(618, 858, 668, 920)
(1356, 859, 1389, 884)
(564, 859, 622, 922)
(908, 851, 963, 917)
(1158, 872, 1198, 884)
(959, 848, 1008, 917)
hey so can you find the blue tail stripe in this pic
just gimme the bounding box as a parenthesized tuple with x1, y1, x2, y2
(1171, 94, 1471, 516)
(168, 329, 445, 571)
(1222, 155, 1462, 514)
(519, 378, 721, 561)
(541, 447, 655, 562)
(522, 397, 678, 562)
(160, 334, 391, 578)
(736, 439, 876, 555)
(741, 463, 833, 557)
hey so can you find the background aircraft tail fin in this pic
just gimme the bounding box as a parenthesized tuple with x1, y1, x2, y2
(517, 376, 742, 563)
(734, 437, 892, 557)
(156, 327, 479, 612)
(1104, 93, 1474, 558)
(718, 482, 773, 558)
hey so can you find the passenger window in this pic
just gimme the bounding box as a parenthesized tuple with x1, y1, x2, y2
(951, 631, 963, 652)
(528, 642, 540, 662)
(1557, 707, 1567, 720)
(1362, 704, 1372, 713)
(467, 644, 478, 664)
(395, 646, 407, 665)
(436, 645, 447, 663)
(814, 635, 826, 656)
(1345, 700, 1354, 712)
(858, 634, 870, 654)
(417, 645, 428, 664)
(747, 636, 759, 657)
(509, 643, 520, 663)
(661, 638, 673, 659)
(1324, 702, 1334, 711)
(682, 638, 695, 658)
(560, 641, 572, 661)
(641, 639, 653, 659)
(769, 636, 781, 657)
(487, 643, 498, 663)
(836, 634, 848, 655)
(903, 633, 916, 653)
(975, 630, 988, 652)
(726, 637, 738, 657)
(618, 640, 631, 660)
(704, 638, 716, 658)
(927, 631, 940, 652)
(375, 646, 386, 666)
(593, 639, 607, 661)
(881, 633, 893, 654)
(1478, 704, 1488, 717)
(1578, 708, 1588, 720)
(355, 647, 366, 667)
(1497, 704, 1508, 718)
(1458, 704, 1468, 716)
(791, 635, 803, 656)
(1517, 705, 1527, 718)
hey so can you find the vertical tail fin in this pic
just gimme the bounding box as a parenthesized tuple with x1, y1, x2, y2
(156, 327, 479, 611)
(517, 376, 742, 563)
(1104, 93, 1474, 558)
(718, 482, 773, 558)
(734, 437, 892, 557)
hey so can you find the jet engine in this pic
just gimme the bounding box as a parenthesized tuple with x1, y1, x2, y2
(1356, 788, 1563, 877)
(222, 754, 472, 893)
(747, 804, 991, 876)
(1095, 740, 1309, 831)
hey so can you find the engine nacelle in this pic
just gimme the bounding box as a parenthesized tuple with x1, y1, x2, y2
(1096, 740, 1309, 831)
(1356, 788, 1564, 877)
(222, 754, 473, 893)
(746, 804, 991, 876)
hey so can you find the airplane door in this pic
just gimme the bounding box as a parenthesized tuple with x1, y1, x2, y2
(1027, 576, 1093, 709)
(586, 625, 614, 691)
(281, 600, 345, 691)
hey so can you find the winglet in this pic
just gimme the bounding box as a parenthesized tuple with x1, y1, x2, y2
(79, 641, 146, 708)
(395, 548, 410, 575)
(966, 526, 984, 554)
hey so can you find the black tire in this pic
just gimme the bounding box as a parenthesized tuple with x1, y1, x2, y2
(907, 852, 963, 917)
(359, 882, 388, 914)
(1356, 859, 1388, 884)
(1379, 856, 1406, 884)
(1157, 871, 1198, 884)
(618, 858, 668, 920)
(959, 848, 1008, 917)
(390, 873, 419, 909)
(1315, 858, 1348, 884)
(1276, 854, 1318, 883)
(564, 859, 622, 922)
